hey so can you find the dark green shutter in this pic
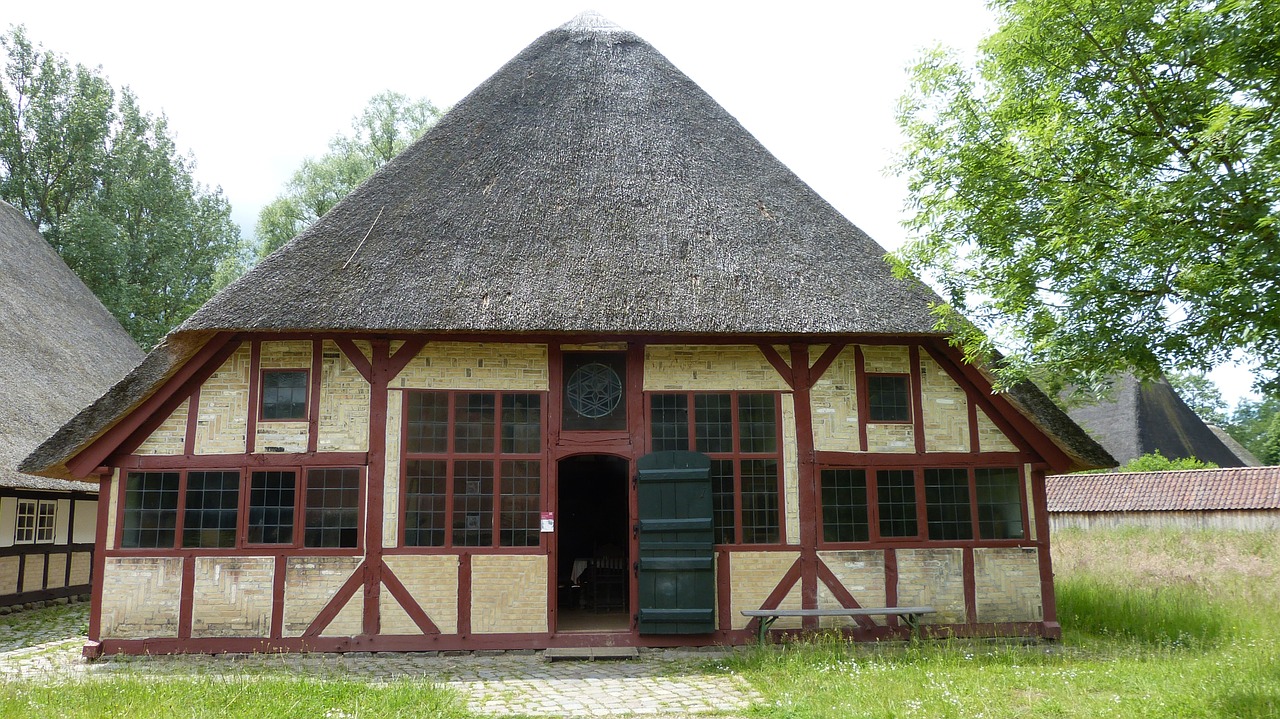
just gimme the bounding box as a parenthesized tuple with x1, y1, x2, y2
(636, 450, 716, 634)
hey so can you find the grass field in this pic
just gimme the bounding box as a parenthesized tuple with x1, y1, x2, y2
(723, 527, 1280, 719)
(1, 527, 1276, 718)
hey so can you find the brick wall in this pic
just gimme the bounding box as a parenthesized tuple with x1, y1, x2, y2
(100, 556, 182, 638)
(69, 551, 91, 586)
(104, 470, 119, 551)
(781, 395, 800, 545)
(135, 398, 189, 454)
(973, 547, 1043, 623)
(0, 556, 17, 595)
(45, 554, 66, 589)
(729, 551, 802, 630)
(816, 550, 887, 628)
(383, 390, 403, 549)
(896, 548, 967, 624)
(282, 556, 362, 637)
(193, 343, 250, 454)
(395, 342, 548, 391)
(470, 555, 547, 634)
(191, 557, 274, 637)
(318, 340, 370, 452)
(920, 356, 970, 452)
(383, 555, 459, 634)
(642, 345, 790, 391)
(810, 346, 859, 452)
(21, 555, 42, 592)
(977, 409, 1019, 452)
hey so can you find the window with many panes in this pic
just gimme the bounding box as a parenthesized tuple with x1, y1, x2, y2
(866, 374, 911, 422)
(14, 499, 56, 544)
(402, 391, 543, 548)
(649, 392, 782, 544)
(818, 466, 1023, 544)
(261, 369, 308, 420)
(121, 467, 362, 549)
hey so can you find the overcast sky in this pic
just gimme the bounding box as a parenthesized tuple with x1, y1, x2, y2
(9, 0, 1259, 405)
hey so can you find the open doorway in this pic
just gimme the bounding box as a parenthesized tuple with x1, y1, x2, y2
(556, 454, 630, 632)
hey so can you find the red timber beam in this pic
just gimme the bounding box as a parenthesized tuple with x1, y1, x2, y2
(67, 332, 238, 478)
(788, 343, 821, 629)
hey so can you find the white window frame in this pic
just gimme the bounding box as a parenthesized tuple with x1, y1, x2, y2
(15, 500, 57, 544)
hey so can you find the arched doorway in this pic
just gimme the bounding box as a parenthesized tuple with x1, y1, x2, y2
(555, 454, 630, 632)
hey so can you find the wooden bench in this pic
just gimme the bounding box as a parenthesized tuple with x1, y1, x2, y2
(741, 606, 936, 643)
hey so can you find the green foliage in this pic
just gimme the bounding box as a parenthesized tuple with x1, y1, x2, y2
(1116, 450, 1217, 472)
(894, 0, 1280, 395)
(255, 91, 441, 258)
(1221, 393, 1280, 461)
(0, 26, 246, 349)
(1165, 370, 1228, 425)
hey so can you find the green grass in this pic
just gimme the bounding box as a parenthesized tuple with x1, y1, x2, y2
(0, 676, 468, 719)
(717, 527, 1280, 719)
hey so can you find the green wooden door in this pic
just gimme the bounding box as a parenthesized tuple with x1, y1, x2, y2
(636, 450, 716, 634)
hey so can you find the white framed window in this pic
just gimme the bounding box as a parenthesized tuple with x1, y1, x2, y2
(15, 500, 56, 544)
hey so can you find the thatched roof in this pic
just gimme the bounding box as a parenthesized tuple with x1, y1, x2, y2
(1066, 373, 1248, 468)
(21, 13, 1111, 478)
(0, 201, 144, 492)
(180, 12, 943, 336)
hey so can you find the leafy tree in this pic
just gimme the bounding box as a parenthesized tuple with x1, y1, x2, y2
(1117, 451, 1217, 473)
(1223, 394, 1280, 462)
(893, 0, 1280, 394)
(0, 26, 245, 348)
(255, 91, 441, 258)
(1166, 371, 1228, 426)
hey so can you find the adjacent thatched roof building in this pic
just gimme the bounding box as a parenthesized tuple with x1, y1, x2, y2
(1066, 373, 1250, 468)
(0, 201, 144, 492)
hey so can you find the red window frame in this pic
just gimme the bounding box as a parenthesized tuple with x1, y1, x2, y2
(645, 391, 786, 546)
(398, 390, 546, 551)
(116, 465, 366, 554)
(865, 372, 913, 424)
(817, 464, 1028, 547)
(259, 368, 310, 422)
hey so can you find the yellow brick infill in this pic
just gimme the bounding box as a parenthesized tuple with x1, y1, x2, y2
(978, 407, 1020, 452)
(318, 340, 371, 452)
(69, 552, 92, 586)
(729, 551, 802, 630)
(99, 556, 183, 639)
(323, 590, 365, 637)
(135, 397, 189, 455)
(816, 550, 887, 629)
(781, 394, 800, 545)
(383, 389, 403, 549)
(470, 555, 547, 634)
(104, 470, 119, 551)
(193, 343, 251, 455)
(860, 345, 911, 374)
(920, 355, 970, 452)
(643, 345, 791, 391)
(0, 556, 18, 595)
(395, 342, 548, 391)
(20, 555, 43, 593)
(810, 346, 859, 452)
(383, 555, 460, 635)
(258, 340, 312, 370)
(895, 548, 966, 625)
(973, 547, 1044, 623)
(45, 554, 67, 590)
(191, 557, 274, 638)
(282, 556, 362, 637)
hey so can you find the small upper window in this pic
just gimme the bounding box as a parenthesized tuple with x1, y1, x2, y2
(14, 500, 36, 544)
(262, 370, 308, 420)
(867, 375, 911, 422)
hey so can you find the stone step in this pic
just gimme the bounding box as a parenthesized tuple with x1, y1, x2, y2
(543, 646, 640, 661)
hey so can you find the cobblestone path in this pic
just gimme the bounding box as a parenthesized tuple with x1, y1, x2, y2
(0, 604, 758, 716)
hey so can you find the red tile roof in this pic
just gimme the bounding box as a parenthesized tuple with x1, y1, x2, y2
(1046, 466, 1280, 512)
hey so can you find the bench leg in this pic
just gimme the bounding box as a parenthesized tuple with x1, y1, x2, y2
(757, 616, 777, 645)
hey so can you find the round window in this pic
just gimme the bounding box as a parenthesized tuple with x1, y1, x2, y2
(566, 362, 623, 418)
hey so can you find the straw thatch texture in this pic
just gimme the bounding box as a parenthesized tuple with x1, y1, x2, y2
(21, 13, 1111, 477)
(180, 13, 942, 335)
(0, 201, 144, 491)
